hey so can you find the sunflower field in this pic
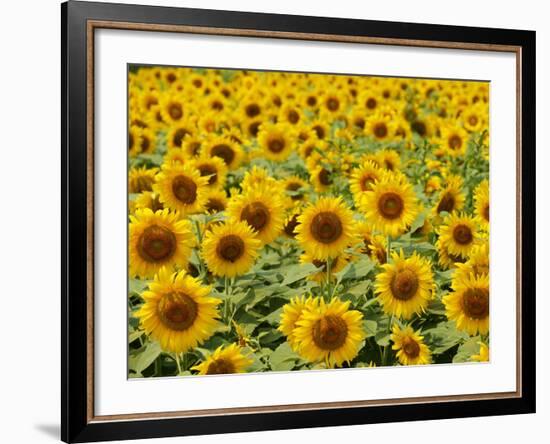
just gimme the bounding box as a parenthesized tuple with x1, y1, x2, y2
(127, 66, 490, 378)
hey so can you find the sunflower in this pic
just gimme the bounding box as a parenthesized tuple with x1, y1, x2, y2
(471, 342, 489, 362)
(166, 120, 196, 150)
(359, 173, 419, 237)
(349, 160, 382, 197)
(374, 250, 434, 320)
(128, 125, 142, 157)
(440, 124, 469, 157)
(309, 165, 334, 193)
(437, 213, 479, 259)
(136, 267, 221, 353)
(191, 344, 253, 375)
(129, 208, 195, 279)
(357, 222, 387, 264)
(278, 103, 303, 126)
(202, 220, 261, 278)
(295, 197, 357, 260)
(391, 324, 432, 365)
(281, 176, 308, 206)
(377, 149, 401, 172)
(257, 122, 296, 162)
(453, 242, 489, 286)
(436, 237, 466, 269)
(227, 186, 285, 244)
(203, 135, 243, 170)
(159, 94, 187, 125)
(134, 191, 164, 213)
(462, 103, 486, 133)
(443, 272, 489, 336)
(241, 166, 281, 193)
(204, 188, 229, 214)
(188, 155, 228, 189)
(365, 112, 395, 142)
(181, 134, 203, 158)
(164, 148, 187, 165)
(129, 166, 158, 194)
(299, 138, 325, 161)
(310, 119, 330, 140)
(433, 175, 465, 216)
(278, 295, 320, 351)
(137, 128, 156, 155)
(474, 179, 489, 230)
(154, 163, 209, 215)
(294, 297, 365, 368)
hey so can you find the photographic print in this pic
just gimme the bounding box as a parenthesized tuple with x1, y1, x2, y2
(127, 65, 490, 378)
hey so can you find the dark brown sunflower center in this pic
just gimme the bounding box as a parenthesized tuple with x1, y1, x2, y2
(286, 182, 303, 200)
(374, 123, 388, 139)
(173, 128, 191, 147)
(137, 225, 176, 263)
(284, 214, 300, 237)
(129, 133, 134, 150)
(483, 204, 490, 222)
(206, 198, 225, 213)
(245, 103, 261, 118)
(437, 192, 455, 213)
(469, 115, 479, 126)
(462, 288, 489, 319)
(390, 269, 419, 301)
(140, 135, 151, 153)
(166, 72, 176, 83)
(312, 315, 348, 350)
(206, 358, 236, 375)
(241, 202, 270, 232)
(453, 224, 473, 245)
(172, 175, 197, 204)
(354, 117, 366, 129)
(198, 164, 218, 185)
(211, 144, 235, 165)
(157, 292, 198, 331)
(216, 234, 245, 263)
(319, 169, 332, 186)
(327, 97, 340, 111)
(168, 103, 183, 120)
(378, 192, 404, 220)
(313, 125, 326, 139)
(402, 338, 420, 358)
(268, 137, 285, 153)
(366, 97, 377, 109)
(248, 121, 261, 137)
(361, 175, 376, 191)
(288, 110, 300, 124)
(211, 100, 224, 111)
(449, 135, 463, 150)
(411, 120, 427, 136)
(145, 96, 158, 110)
(310, 212, 343, 244)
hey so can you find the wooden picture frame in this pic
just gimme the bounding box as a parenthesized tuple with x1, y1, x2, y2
(62, 1, 536, 442)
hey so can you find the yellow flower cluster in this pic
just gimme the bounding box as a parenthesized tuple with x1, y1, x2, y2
(128, 66, 490, 376)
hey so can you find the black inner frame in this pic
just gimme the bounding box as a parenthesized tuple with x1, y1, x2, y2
(62, 1, 536, 442)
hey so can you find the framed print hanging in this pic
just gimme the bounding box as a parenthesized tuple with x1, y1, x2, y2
(62, 1, 536, 442)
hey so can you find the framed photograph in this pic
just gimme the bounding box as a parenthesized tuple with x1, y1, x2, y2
(62, 1, 536, 442)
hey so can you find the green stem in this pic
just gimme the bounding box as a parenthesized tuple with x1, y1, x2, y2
(174, 353, 182, 374)
(326, 258, 332, 302)
(386, 236, 392, 262)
